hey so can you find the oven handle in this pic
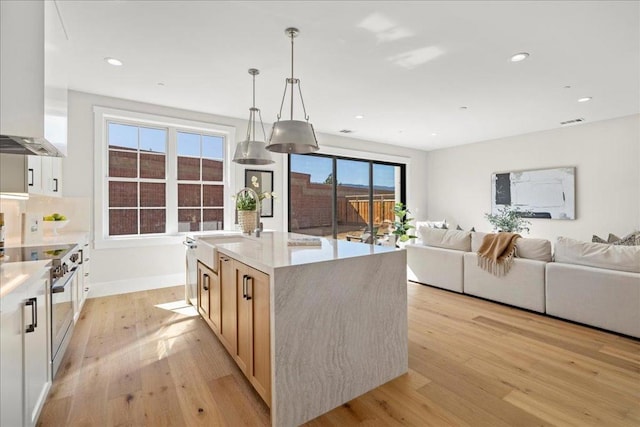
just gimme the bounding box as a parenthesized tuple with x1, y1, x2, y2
(52, 264, 80, 293)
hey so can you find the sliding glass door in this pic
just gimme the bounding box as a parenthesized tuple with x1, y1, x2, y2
(289, 155, 334, 237)
(289, 153, 405, 243)
(336, 158, 369, 240)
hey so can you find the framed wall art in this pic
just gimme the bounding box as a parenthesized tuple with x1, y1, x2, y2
(491, 167, 576, 219)
(245, 169, 274, 217)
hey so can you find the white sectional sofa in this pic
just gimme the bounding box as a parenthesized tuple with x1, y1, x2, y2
(406, 228, 640, 338)
(406, 229, 470, 293)
(463, 232, 551, 313)
(546, 237, 640, 338)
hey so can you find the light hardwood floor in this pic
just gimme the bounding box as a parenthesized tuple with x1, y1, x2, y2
(38, 282, 640, 426)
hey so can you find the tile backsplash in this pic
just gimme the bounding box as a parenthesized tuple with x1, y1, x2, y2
(0, 195, 90, 246)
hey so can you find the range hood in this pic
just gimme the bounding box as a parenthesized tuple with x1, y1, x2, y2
(0, 134, 62, 157)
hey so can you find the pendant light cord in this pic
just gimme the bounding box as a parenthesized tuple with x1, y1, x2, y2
(275, 28, 311, 122)
(252, 72, 256, 141)
(290, 30, 295, 120)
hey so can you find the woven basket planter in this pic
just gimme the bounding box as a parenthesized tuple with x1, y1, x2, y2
(238, 210, 258, 234)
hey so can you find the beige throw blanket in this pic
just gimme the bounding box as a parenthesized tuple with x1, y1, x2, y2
(477, 233, 521, 276)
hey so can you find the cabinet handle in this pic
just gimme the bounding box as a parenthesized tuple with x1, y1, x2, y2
(246, 276, 252, 301)
(28, 168, 34, 186)
(203, 273, 209, 291)
(242, 275, 248, 299)
(25, 297, 37, 333)
(53, 178, 59, 192)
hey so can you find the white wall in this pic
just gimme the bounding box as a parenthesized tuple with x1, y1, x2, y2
(65, 90, 429, 296)
(424, 114, 640, 242)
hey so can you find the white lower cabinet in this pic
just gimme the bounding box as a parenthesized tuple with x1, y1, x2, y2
(0, 269, 51, 427)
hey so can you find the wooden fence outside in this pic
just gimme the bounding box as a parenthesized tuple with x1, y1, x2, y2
(337, 194, 396, 226)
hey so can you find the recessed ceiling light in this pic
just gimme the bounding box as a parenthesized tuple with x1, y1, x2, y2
(578, 97, 592, 103)
(564, 85, 572, 89)
(431, 133, 437, 136)
(355, 115, 364, 119)
(157, 82, 165, 86)
(510, 52, 529, 62)
(460, 106, 468, 110)
(339, 129, 353, 134)
(105, 57, 123, 66)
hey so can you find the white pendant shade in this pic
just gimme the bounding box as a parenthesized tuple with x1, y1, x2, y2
(267, 120, 318, 153)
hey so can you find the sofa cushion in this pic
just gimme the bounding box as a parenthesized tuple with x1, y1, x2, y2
(515, 238, 552, 262)
(472, 232, 551, 261)
(471, 232, 489, 252)
(421, 228, 471, 251)
(554, 236, 640, 273)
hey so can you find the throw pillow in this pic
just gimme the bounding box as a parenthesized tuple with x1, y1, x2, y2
(608, 233, 621, 243)
(615, 231, 640, 246)
(592, 235, 607, 243)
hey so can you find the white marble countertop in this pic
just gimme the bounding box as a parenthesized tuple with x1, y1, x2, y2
(0, 259, 50, 298)
(198, 231, 397, 273)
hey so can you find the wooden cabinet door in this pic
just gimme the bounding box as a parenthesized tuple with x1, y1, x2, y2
(235, 262, 251, 376)
(246, 265, 271, 407)
(197, 262, 210, 320)
(208, 265, 221, 333)
(218, 255, 236, 354)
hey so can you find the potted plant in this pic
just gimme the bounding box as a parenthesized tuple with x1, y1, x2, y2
(392, 202, 417, 247)
(484, 205, 532, 233)
(235, 187, 275, 233)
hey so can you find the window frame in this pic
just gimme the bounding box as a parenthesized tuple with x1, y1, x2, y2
(287, 149, 408, 241)
(94, 106, 235, 249)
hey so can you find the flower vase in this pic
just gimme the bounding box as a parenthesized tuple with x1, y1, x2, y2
(238, 210, 257, 234)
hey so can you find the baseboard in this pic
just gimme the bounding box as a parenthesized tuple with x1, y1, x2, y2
(87, 273, 184, 298)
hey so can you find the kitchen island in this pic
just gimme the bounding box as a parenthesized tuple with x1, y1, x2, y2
(195, 231, 407, 427)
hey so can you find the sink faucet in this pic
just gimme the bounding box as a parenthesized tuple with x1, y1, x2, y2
(235, 187, 262, 236)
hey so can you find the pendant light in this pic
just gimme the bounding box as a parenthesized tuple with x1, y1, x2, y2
(232, 68, 274, 165)
(267, 27, 319, 154)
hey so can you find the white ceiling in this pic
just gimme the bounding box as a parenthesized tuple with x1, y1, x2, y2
(52, 0, 640, 151)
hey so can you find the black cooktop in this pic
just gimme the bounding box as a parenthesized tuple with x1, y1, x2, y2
(0, 243, 77, 263)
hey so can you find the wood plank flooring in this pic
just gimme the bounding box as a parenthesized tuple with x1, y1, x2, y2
(38, 282, 640, 426)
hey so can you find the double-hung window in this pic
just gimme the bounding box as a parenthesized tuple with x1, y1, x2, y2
(95, 107, 234, 248)
(107, 122, 168, 235)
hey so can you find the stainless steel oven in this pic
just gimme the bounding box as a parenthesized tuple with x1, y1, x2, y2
(50, 245, 80, 377)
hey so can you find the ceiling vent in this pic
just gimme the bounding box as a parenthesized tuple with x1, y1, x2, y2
(339, 129, 354, 133)
(560, 118, 585, 126)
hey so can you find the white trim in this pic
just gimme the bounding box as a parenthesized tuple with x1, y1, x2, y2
(87, 273, 184, 298)
(318, 143, 412, 166)
(93, 106, 236, 249)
